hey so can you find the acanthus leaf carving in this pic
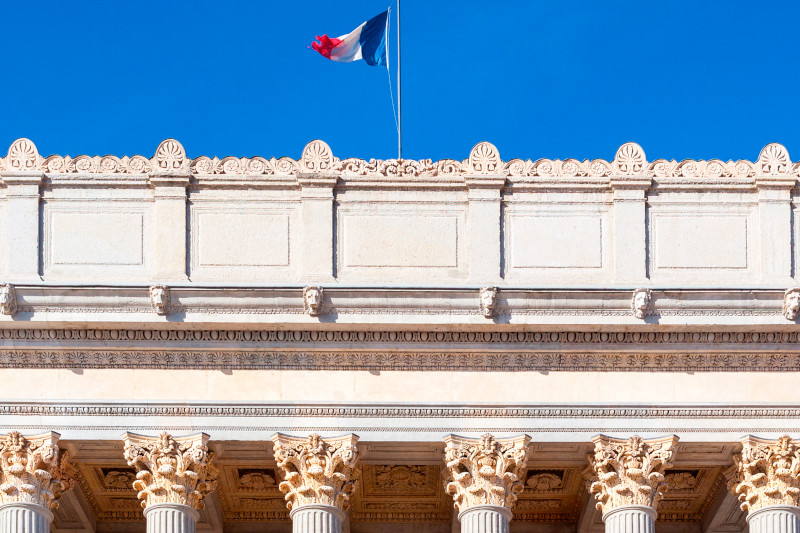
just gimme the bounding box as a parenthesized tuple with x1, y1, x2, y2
(0, 431, 73, 510)
(122, 431, 218, 510)
(271, 433, 359, 511)
(728, 435, 800, 512)
(584, 434, 678, 515)
(443, 433, 531, 513)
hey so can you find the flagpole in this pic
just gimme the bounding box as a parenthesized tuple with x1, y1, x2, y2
(396, 0, 402, 159)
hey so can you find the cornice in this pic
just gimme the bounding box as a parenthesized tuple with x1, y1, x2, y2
(2, 138, 798, 189)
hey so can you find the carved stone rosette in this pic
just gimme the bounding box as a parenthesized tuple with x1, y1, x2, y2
(443, 433, 531, 513)
(728, 435, 800, 512)
(0, 431, 73, 510)
(122, 432, 218, 510)
(585, 435, 678, 516)
(271, 433, 359, 511)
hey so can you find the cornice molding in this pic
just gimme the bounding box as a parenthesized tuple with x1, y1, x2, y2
(1, 138, 798, 184)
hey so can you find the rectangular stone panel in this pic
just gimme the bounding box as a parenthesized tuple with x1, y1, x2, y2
(45, 209, 146, 273)
(652, 215, 748, 269)
(340, 214, 459, 268)
(508, 214, 603, 268)
(195, 212, 289, 267)
(51, 212, 143, 266)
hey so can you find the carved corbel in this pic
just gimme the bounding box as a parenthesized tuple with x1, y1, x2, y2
(149, 284, 170, 315)
(122, 432, 218, 510)
(783, 288, 800, 320)
(0, 431, 74, 509)
(271, 433, 359, 511)
(728, 435, 800, 512)
(443, 433, 531, 513)
(303, 286, 323, 316)
(631, 288, 652, 319)
(584, 435, 678, 516)
(0, 284, 17, 316)
(479, 287, 499, 317)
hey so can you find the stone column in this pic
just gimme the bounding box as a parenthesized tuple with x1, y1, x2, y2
(271, 433, 359, 533)
(0, 431, 74, 533)
(585, 435, 678, 533)
(123, 432, 218, 533)
(728, 435, 800, 533)
(443, 433, 531, 533)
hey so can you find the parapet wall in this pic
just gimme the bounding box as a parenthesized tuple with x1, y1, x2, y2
(0, 138, 799, 326)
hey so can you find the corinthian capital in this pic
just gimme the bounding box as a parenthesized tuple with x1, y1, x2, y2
(585, 435, 678, 516)
(443, 433, 531, 513)
(271, 433, 359, 511)
(0, 431, 74, 510)
(122, 432, 218, 510)
(729, 435, 800, 512)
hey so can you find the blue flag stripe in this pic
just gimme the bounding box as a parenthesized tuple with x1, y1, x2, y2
(359, 10, 388, 66)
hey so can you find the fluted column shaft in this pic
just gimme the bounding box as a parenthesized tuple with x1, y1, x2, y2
(747, 506, 800, 533)
(459, 505, 511, 533)
(143, 503, 198, 533)
(290, 504, 344, 533)
(0, 502, 53, 533)
(603, 505, 656, 533)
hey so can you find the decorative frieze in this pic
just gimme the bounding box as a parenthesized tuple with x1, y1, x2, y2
(122, 432, 218, 510)
(2, 138, 798, 179)
(585, 435, 678, 515)
(0, 431, 73, 510)
(271, 433, 359, 511)
(728, 435, 800, 512)
(443, 433, 531, 513)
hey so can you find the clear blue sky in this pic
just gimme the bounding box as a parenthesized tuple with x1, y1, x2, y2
(2, 1, 798, 162)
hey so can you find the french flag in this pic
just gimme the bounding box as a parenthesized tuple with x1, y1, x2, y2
(312, 10, 389, 66)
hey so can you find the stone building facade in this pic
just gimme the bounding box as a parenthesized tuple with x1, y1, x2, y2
(0, 138, 798, 533)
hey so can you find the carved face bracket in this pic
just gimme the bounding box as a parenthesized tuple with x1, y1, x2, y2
(631, 288, 652, 320)
(479, 287, 499, 318)
(783, 288, 800, 321)
(149, 285, 170, 316)
(303, 286, 323, 317)
(0, 284, 17, 317)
